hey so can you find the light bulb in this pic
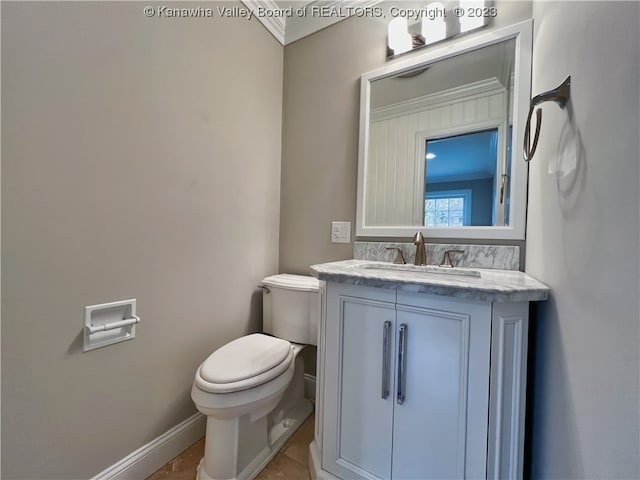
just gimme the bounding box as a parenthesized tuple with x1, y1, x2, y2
(459, 0, 486, 33)
(421, 3, 447, 45)
(388, 17, 412, 55)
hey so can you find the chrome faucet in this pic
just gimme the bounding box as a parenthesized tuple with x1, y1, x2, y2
(412, 232, 427, 265)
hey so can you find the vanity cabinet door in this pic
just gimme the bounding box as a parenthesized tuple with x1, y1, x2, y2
(318, 283, 531, 480)
(322, 283, 396, 480)
(392, 296, 492, 480)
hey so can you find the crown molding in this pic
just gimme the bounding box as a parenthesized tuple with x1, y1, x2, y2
(243, 0, 384, 45)
(371, 77, 505, 122)
(241, 0, 286, 45)
(285, 0, 383, 44)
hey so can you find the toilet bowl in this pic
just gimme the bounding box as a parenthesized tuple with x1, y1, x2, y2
(191, 274, 321, 480)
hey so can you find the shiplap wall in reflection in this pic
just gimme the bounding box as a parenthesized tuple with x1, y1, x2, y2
(365, 78, 508, 226)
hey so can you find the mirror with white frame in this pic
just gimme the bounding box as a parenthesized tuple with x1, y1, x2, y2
(356, 20, 532, 239)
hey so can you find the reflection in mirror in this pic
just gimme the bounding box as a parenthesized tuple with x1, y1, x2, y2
(425, 128, 502, 227)
(365, 38, 516, 228)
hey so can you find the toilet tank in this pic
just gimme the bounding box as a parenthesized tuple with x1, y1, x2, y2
(261, 274, 321, 345)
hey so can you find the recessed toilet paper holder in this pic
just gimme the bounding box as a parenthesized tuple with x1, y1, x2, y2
(83, 299, 140, 352)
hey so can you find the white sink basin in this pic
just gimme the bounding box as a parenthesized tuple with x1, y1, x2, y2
(359, 263, 481, 278)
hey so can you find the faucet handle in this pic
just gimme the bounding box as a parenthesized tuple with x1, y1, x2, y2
(440, 250, 465, 268)
(385, 247, 406, 265)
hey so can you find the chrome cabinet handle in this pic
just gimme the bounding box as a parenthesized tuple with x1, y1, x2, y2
(381, 321, 392, 399)
(397, 323, 408, 405)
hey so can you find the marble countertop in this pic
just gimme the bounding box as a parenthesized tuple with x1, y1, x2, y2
(310, 259, 549, 303)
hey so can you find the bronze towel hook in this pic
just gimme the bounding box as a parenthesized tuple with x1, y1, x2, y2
(523, 75, 571, 162)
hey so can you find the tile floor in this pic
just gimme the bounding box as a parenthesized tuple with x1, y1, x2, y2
(146, 414, 314, 480)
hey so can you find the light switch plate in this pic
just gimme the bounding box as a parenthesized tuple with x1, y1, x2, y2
(331, 221, 351, 243)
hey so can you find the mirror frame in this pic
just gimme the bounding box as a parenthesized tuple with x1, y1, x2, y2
(356, 20, 532, 240)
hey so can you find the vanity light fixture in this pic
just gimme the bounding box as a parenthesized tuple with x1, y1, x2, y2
(386, 1, 492, 59)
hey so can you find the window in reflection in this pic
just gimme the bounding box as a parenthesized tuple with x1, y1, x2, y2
(424, 190, 471, 226)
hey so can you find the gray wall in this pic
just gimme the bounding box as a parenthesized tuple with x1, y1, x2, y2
(1, 2, 283, 478)
(279, 12, 383, 274)
(279, 2, 532, 274)
(526, 2, 639, 478)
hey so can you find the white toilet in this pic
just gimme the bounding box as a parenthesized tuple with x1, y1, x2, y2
(191, 274, 321, 480)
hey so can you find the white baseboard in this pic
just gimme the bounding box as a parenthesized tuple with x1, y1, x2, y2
(304, 373, 316, 401)
(90, 376, 315, 480)
(90, 412, 206, 480)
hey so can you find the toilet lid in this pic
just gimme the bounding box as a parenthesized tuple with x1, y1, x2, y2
(199, 334, 291, 385)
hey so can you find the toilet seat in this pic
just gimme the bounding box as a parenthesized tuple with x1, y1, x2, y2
(196, 334, 293, 394)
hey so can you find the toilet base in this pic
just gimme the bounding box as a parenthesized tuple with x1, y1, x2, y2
(196, 399, 312, 480)
(196, 354, 313, 480)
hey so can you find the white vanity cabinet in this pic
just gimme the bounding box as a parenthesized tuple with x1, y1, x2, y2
(312, 276, 539, 480)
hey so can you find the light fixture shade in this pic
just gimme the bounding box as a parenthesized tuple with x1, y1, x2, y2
(388, 17, 412, 55)
(421, 2, 447, 45)
(459, 0, 486, 32)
